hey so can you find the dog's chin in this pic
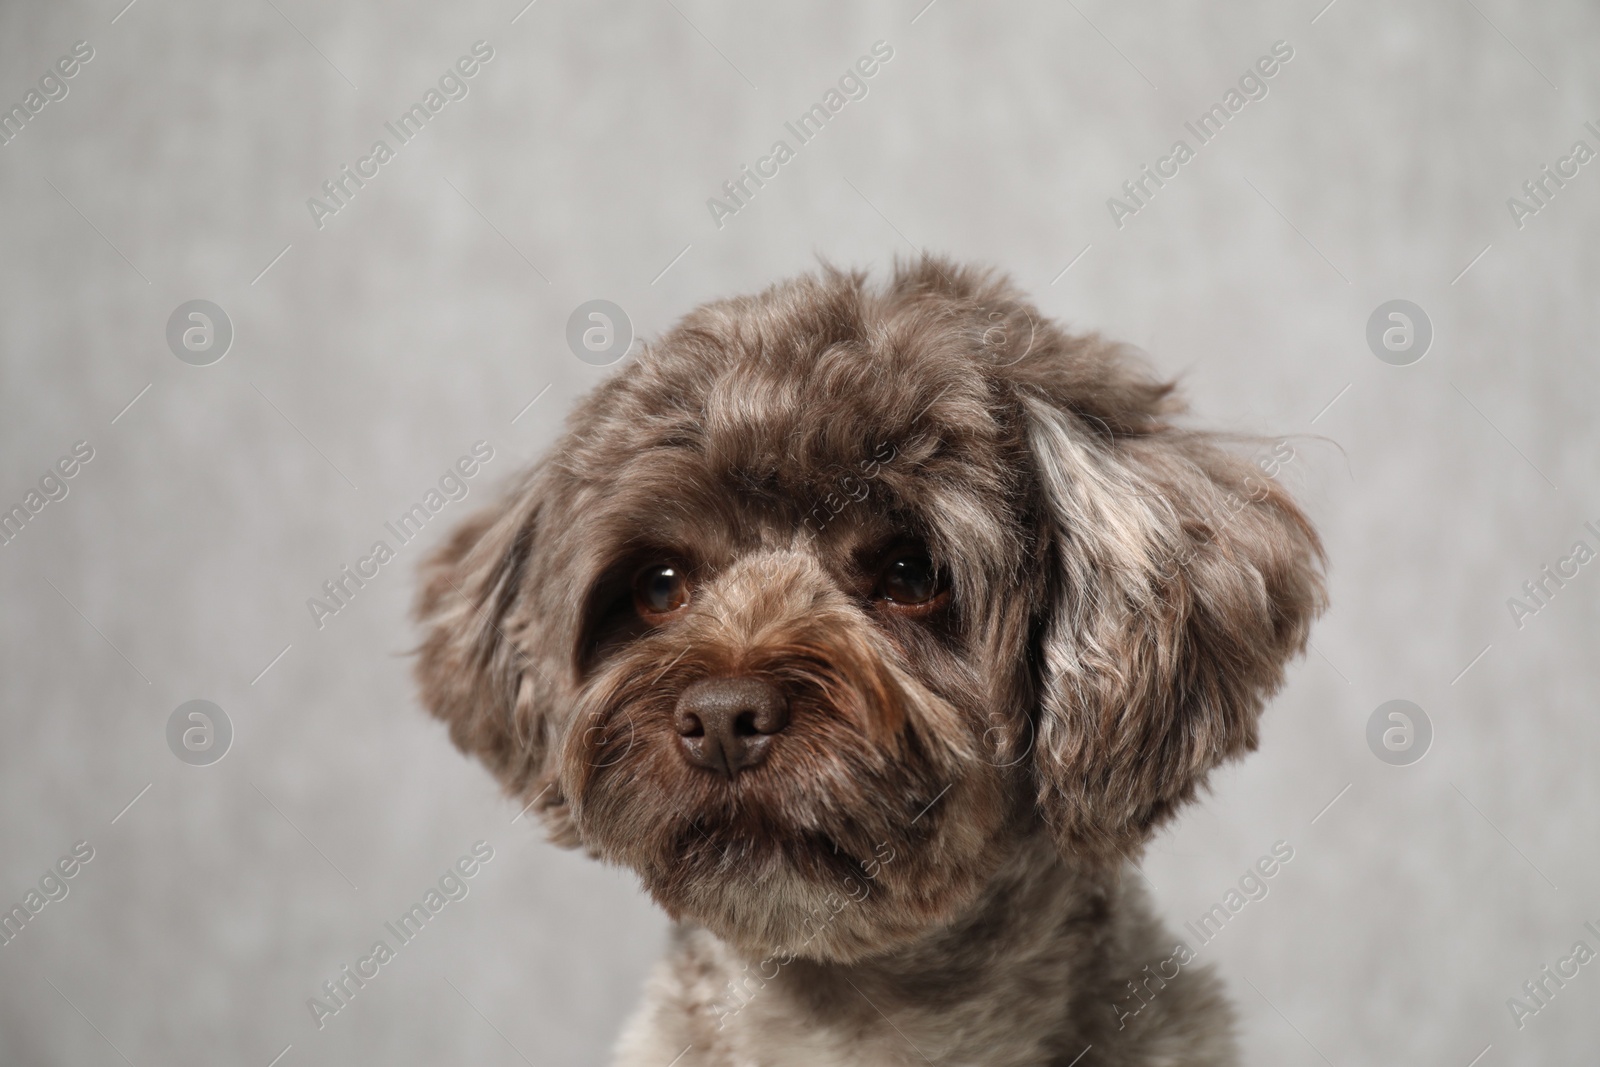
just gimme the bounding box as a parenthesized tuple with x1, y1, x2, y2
(634, 832, 986, 963)
(574, 770, 1016, 964)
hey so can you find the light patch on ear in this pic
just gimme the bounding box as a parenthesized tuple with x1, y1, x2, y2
(1023, 396, 1176, 588)
(1022, 394, 1324, 863)
(1022, 395, 1185, 695)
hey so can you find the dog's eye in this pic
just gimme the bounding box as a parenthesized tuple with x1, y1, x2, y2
(875, 548, 946, 611)
(634, 564, 690, 620)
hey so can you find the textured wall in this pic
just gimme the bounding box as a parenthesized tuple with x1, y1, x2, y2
(1, 0, 1596, 1064)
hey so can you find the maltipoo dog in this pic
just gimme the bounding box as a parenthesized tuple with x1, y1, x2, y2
(414, 258, 1324, 1066)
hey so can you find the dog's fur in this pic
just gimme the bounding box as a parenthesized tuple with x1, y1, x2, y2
(413, 259, 1325, 1066)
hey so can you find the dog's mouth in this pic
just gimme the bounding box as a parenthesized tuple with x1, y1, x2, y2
(666, 815, 872, 884)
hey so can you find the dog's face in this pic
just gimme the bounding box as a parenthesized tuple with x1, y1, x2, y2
(415, 260, 1324, 963)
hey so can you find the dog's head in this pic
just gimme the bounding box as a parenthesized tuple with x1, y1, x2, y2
(414, 259, 1324, 962)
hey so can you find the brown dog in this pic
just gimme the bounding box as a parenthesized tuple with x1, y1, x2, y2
(414, 258, 1324, 1065)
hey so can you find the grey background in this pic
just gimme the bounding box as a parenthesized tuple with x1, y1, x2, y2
(1, 0, 1596, 1063)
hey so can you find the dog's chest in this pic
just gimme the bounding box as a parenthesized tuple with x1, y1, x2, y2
(611, 930, 1072, 1067)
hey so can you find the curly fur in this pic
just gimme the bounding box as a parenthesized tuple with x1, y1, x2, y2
(413, 257, 1325, 1065)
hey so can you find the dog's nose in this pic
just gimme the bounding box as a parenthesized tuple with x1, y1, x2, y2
(673, 677, 790, 778)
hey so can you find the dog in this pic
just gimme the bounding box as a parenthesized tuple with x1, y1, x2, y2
(413, 258, 1325, 1066)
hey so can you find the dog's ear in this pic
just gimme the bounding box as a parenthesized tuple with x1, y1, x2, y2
(413, 470, 575, 842)
(1019, 349, 1325, 864)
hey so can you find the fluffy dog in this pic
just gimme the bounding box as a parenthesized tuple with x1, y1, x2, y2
(413, 258, 1324, 1066)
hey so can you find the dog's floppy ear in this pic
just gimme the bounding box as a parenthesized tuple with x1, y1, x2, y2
(1020, 350, 1324, 864)
(413, 469, 574, 840)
